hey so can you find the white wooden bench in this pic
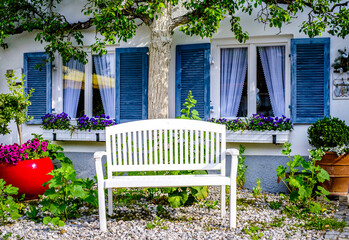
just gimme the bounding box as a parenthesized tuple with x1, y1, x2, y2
(94, 119, 239, 231)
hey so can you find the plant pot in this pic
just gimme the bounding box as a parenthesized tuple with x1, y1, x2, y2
(316, 152, 349, 196)
(0, 157, 54, 199)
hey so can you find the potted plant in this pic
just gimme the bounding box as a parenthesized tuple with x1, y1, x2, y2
(307, 116, 349, 196)
(0, 73, 54, 199)
(0, 137, 53, 199)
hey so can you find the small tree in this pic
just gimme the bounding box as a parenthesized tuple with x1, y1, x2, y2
(0, 73, 34, 144)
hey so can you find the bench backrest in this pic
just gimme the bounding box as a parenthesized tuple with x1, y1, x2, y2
(105, 119, 227, 178)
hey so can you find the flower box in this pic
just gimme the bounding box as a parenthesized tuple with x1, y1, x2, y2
(43, 130, 106, 142)
(226, 130, 290, 144)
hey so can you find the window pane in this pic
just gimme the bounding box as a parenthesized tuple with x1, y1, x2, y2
(257, 46, 285, 117)
(63, 59, 85, 118)
(220, 48, 248, 117)
(92, 54, 115, 118)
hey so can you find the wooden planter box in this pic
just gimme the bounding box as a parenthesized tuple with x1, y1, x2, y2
(226, 130, 290, 144)
(43, 130, 106, 142)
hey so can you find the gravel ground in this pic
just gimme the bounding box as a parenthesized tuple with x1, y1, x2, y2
(0, 187, 338, 240)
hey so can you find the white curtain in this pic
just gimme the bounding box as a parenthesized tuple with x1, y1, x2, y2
(93, 54, 115, 118)
(258, 46, 285, 117)
(220, 48, 248, 117)
(63, 59, 85, 118)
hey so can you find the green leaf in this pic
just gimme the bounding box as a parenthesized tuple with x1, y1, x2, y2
(70, 185, 87, 198)
(146, 222, 155, 229)
(43, 216, 51, 225)
(317, 168, 330, 182)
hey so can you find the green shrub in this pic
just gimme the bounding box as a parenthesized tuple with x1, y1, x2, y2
(308, 116, 349, 149)
(0, 179, 21, 225)
(237, 145, 247, 189)
(41, 162, 98, 226)
(276, 142, 330, 213)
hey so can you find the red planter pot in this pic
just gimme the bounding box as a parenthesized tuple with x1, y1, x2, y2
(0, 157, 54, 199)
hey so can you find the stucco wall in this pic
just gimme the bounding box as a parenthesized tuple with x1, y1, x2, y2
(0, 2, 348, 192)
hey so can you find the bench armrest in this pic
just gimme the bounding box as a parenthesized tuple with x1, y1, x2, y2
(94, 151, 107, 183)
(226, 148, 239, 180)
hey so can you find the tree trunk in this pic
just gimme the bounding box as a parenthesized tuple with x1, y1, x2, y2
(148, 2, 173, 119)
(17, 123, 22, 145)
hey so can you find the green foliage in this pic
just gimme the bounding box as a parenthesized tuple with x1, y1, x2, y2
(252, 178, 262, 198)
(31, 134, 73, 166)
(41, 162, 98, 225)
(282, 205, 347, 230)
(307, 116, 349, 149)
(237, 145, 247, 189)
(242, 224, 264, 240)
(0, 0, 349, 66)
(132, 170, 209, 208)
(268, 200, 282, 210)
(0, 73, 33, 139)
(26, 204, 40, 222)
(276, 142, 330, 213)
(0, 179, 21, 225)
(178, 91, 201, 120)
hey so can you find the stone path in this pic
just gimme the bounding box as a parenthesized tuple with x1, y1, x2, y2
(325, 196, 349, 240)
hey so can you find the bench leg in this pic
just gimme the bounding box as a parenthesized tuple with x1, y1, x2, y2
(221, 185, 226, 217)
(98, 184, 107, 231)
(108, 188, 113, 215)
(230, 184, 237, 229)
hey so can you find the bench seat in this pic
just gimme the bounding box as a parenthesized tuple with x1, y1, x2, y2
(104, 174, 231, 188)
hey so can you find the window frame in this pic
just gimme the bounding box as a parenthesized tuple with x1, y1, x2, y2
(55, 45, 118, 119)
(210, 35, 292, 119)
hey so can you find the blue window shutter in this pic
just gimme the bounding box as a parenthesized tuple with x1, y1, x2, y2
(115, 47, 148, 123)
(291, 38, 330, 124)
(175, 43, 210, 120)
(24, 52, 52, 124)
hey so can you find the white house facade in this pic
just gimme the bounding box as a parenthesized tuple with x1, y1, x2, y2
(0, 2, 348, 192)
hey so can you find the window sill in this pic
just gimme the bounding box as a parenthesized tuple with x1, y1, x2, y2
(42, 129, 290, 144)
(43, 130, 106, 142)
(226, 130, 290, 144)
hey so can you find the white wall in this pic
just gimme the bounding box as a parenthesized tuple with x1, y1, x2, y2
(0, 3, 348, 157)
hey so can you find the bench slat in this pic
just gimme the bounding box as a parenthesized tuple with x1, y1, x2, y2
(105, 174, 230, 188)
(108, 163, 223, 172)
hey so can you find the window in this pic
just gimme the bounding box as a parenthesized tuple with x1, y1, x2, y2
(59, 48, 148, 123)
(219, 46, 285, 118)
(211, 37, 290, 119)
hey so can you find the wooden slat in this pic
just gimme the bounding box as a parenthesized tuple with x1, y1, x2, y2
(111, 135, 116, 166)
(215, 133, 219, 164)
(122, 133, 127, 165)
(149, 130, 153, 165)
(200, 130, 204, 164)
(169, 130, 173, 165)
(195, 130, 199, 164)
(190, 130, 194, 164)
(210, 132, 214, 164)
(164, 129, 168, 165)
(205, 131, 209, 164)
(185, 130, 189, 164)
(159, 130, 163, 165)
(138, 131, 143, 165)
(179, 129, 183, 165)
(128, 132, 132, 165)
(133, 132, 138, 165)
(154, 130, 158, 165)
(117, 133, 122, 165)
